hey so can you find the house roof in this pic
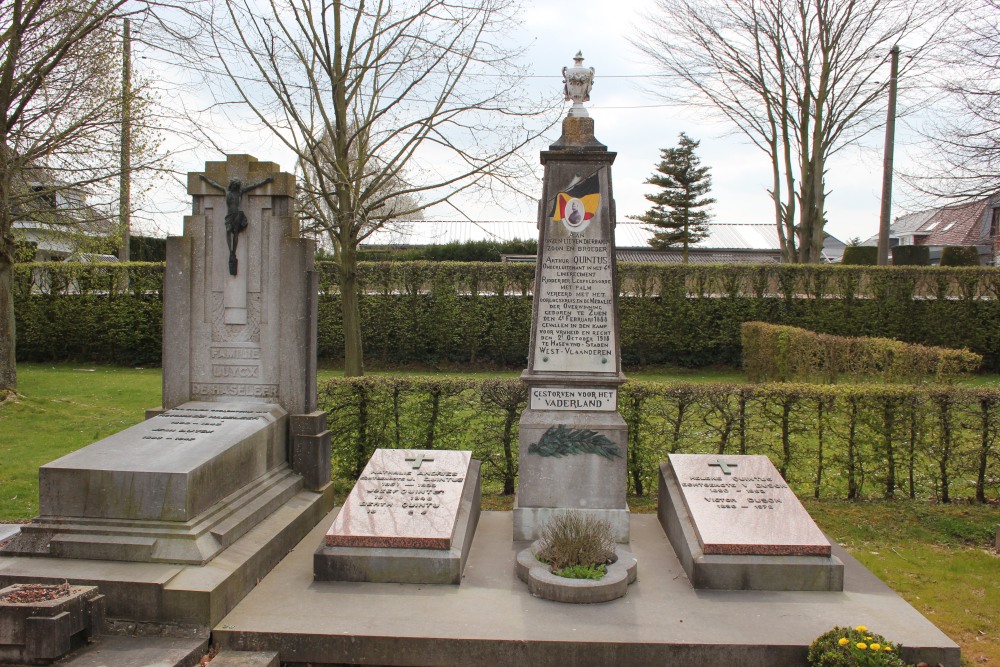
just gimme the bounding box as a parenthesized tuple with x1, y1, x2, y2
(862, 209, 940, 245)
(864, 193, 1000, 248)
(917, 198, 991, 246)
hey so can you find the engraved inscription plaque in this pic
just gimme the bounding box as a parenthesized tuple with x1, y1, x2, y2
(533, 233, 616, 373)
(669, 453, 831, 557)
(530, 387, 616, 411)
(325, 449, 472, 550)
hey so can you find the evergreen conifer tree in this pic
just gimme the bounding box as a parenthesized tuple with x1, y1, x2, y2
(631, 133, 715, 262)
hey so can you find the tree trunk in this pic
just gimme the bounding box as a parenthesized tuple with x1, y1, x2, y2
(0, 161, 16, 393)
(0, 250, 15, 394)
(339, 242, 364, 377)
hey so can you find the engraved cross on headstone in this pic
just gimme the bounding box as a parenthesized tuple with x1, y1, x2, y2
(405, 453, 434, 469)
(709, 459, 739, 475)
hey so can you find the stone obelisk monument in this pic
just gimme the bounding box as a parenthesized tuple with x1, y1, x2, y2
(513, 53, 629, 542)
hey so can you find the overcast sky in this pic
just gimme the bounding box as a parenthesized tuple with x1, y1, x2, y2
(145, 0, 918, 245)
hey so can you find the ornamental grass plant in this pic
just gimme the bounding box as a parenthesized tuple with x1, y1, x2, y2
(535, 512, 616, 578)
(808, 626, 906, 667)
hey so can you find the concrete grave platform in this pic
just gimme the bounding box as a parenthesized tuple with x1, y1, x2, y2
(213, 510, 959, 667)
(315, 450, 481, 584)
(0, 486, 332, 627)
(4, 403, 294, 565)
(659, 454, 844, 591)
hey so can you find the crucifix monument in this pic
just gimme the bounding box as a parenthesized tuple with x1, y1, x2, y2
(1, 154, 332, 625)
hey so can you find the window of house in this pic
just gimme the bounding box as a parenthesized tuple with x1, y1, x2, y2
(991, 208, 1000, 237)
(31, 185, 56, 209)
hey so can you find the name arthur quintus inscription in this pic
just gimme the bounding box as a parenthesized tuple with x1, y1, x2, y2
(669, 454, 831, 557)
(325, 449, 472, 550)
(534, 235, 616, 373)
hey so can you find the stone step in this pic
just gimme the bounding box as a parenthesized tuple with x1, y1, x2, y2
(208, 650, 279, 667)
(54, 635, 208, 667)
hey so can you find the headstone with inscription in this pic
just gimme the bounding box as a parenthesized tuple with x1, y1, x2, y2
(514, 53, 629, 542)
(658, 454, 844, 591)
(315, 449, 481, 584)
(3, 155, 332, 590)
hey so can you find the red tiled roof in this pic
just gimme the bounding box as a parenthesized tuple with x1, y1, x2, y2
(918, 199, 990, 246)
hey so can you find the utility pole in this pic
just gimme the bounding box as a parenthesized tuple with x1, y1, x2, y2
(118, 18, 131, 262)
(877, 45, 899, 266)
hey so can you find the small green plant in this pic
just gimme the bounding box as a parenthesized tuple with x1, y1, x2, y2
(807, 625, 905, 667)
(553, 563, 607, 580)
(535, 512, 616, 579)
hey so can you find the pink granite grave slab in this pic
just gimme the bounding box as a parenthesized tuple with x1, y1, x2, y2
(325, 449, 472, 550)
(668, 454, 831, 557)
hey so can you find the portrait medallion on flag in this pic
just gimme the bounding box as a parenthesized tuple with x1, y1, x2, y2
(550, 172, 601, 232)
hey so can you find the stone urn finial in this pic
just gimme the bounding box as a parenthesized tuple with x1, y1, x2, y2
(562, 51, 594, 118)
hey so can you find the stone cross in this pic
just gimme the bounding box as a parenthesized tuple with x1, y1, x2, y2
(405, 453, 435, 469)
(709, 459, 739, 475)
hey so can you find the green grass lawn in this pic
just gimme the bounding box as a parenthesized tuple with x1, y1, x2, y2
(2, 363, 998, 665)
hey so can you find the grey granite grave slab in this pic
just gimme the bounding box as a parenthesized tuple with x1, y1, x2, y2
(4, 403, 296, 565)
(314, 450, 481, 584)
(211, 511, 960, 667)
(658, 454, 844, 591)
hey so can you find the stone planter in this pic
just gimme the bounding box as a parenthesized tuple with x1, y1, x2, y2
(515, 541, 637, 604)
(0, 584, 105, 665)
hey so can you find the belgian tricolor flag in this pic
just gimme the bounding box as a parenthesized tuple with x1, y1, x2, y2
(550, 172, 601, 229)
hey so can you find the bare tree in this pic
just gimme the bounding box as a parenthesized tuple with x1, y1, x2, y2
(0, 0, 163, 393)
(633, 0, 954, 263)
(913, 0, 1000, 200)
(181, 0, 556, 376)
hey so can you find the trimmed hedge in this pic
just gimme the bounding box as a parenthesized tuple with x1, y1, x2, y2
(741, 322, 982, 384)
(318, 376, 1000, 503)
(841, 246, 877, 265)
(940, 246, 981, 267)
(891, 245, 930, 266)
(15, 261, 1000, 370)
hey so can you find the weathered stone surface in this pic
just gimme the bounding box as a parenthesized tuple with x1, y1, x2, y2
(315, 457, 481, 584)
(325, 450, 473, 550)
(658, 456, 843, 591)
(50, 634, 209, 667)
(38, 403, 286, 522)
(163, 154, 316, 416)
(0, 585, 104, 665)
(208, 650, 279, 667)
(0, 486, 333, 626)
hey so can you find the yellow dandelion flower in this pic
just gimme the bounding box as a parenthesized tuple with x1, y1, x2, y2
(855, 625, 867, 632)
(856, 642, 868, 650)
(884, 646, 893, 652)
(866, 636, 873, 641)
(870, 643, 881, 651)
(838, 638, 850, 646)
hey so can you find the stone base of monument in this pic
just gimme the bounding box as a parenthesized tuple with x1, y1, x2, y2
(658, 454, 844, 591)
(314, 450, 482, 585)
(514, 409, 630, 542)
(515, 541, 637, 603)
(0, 584, 104, 665)
(210, 511, 960, 666)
